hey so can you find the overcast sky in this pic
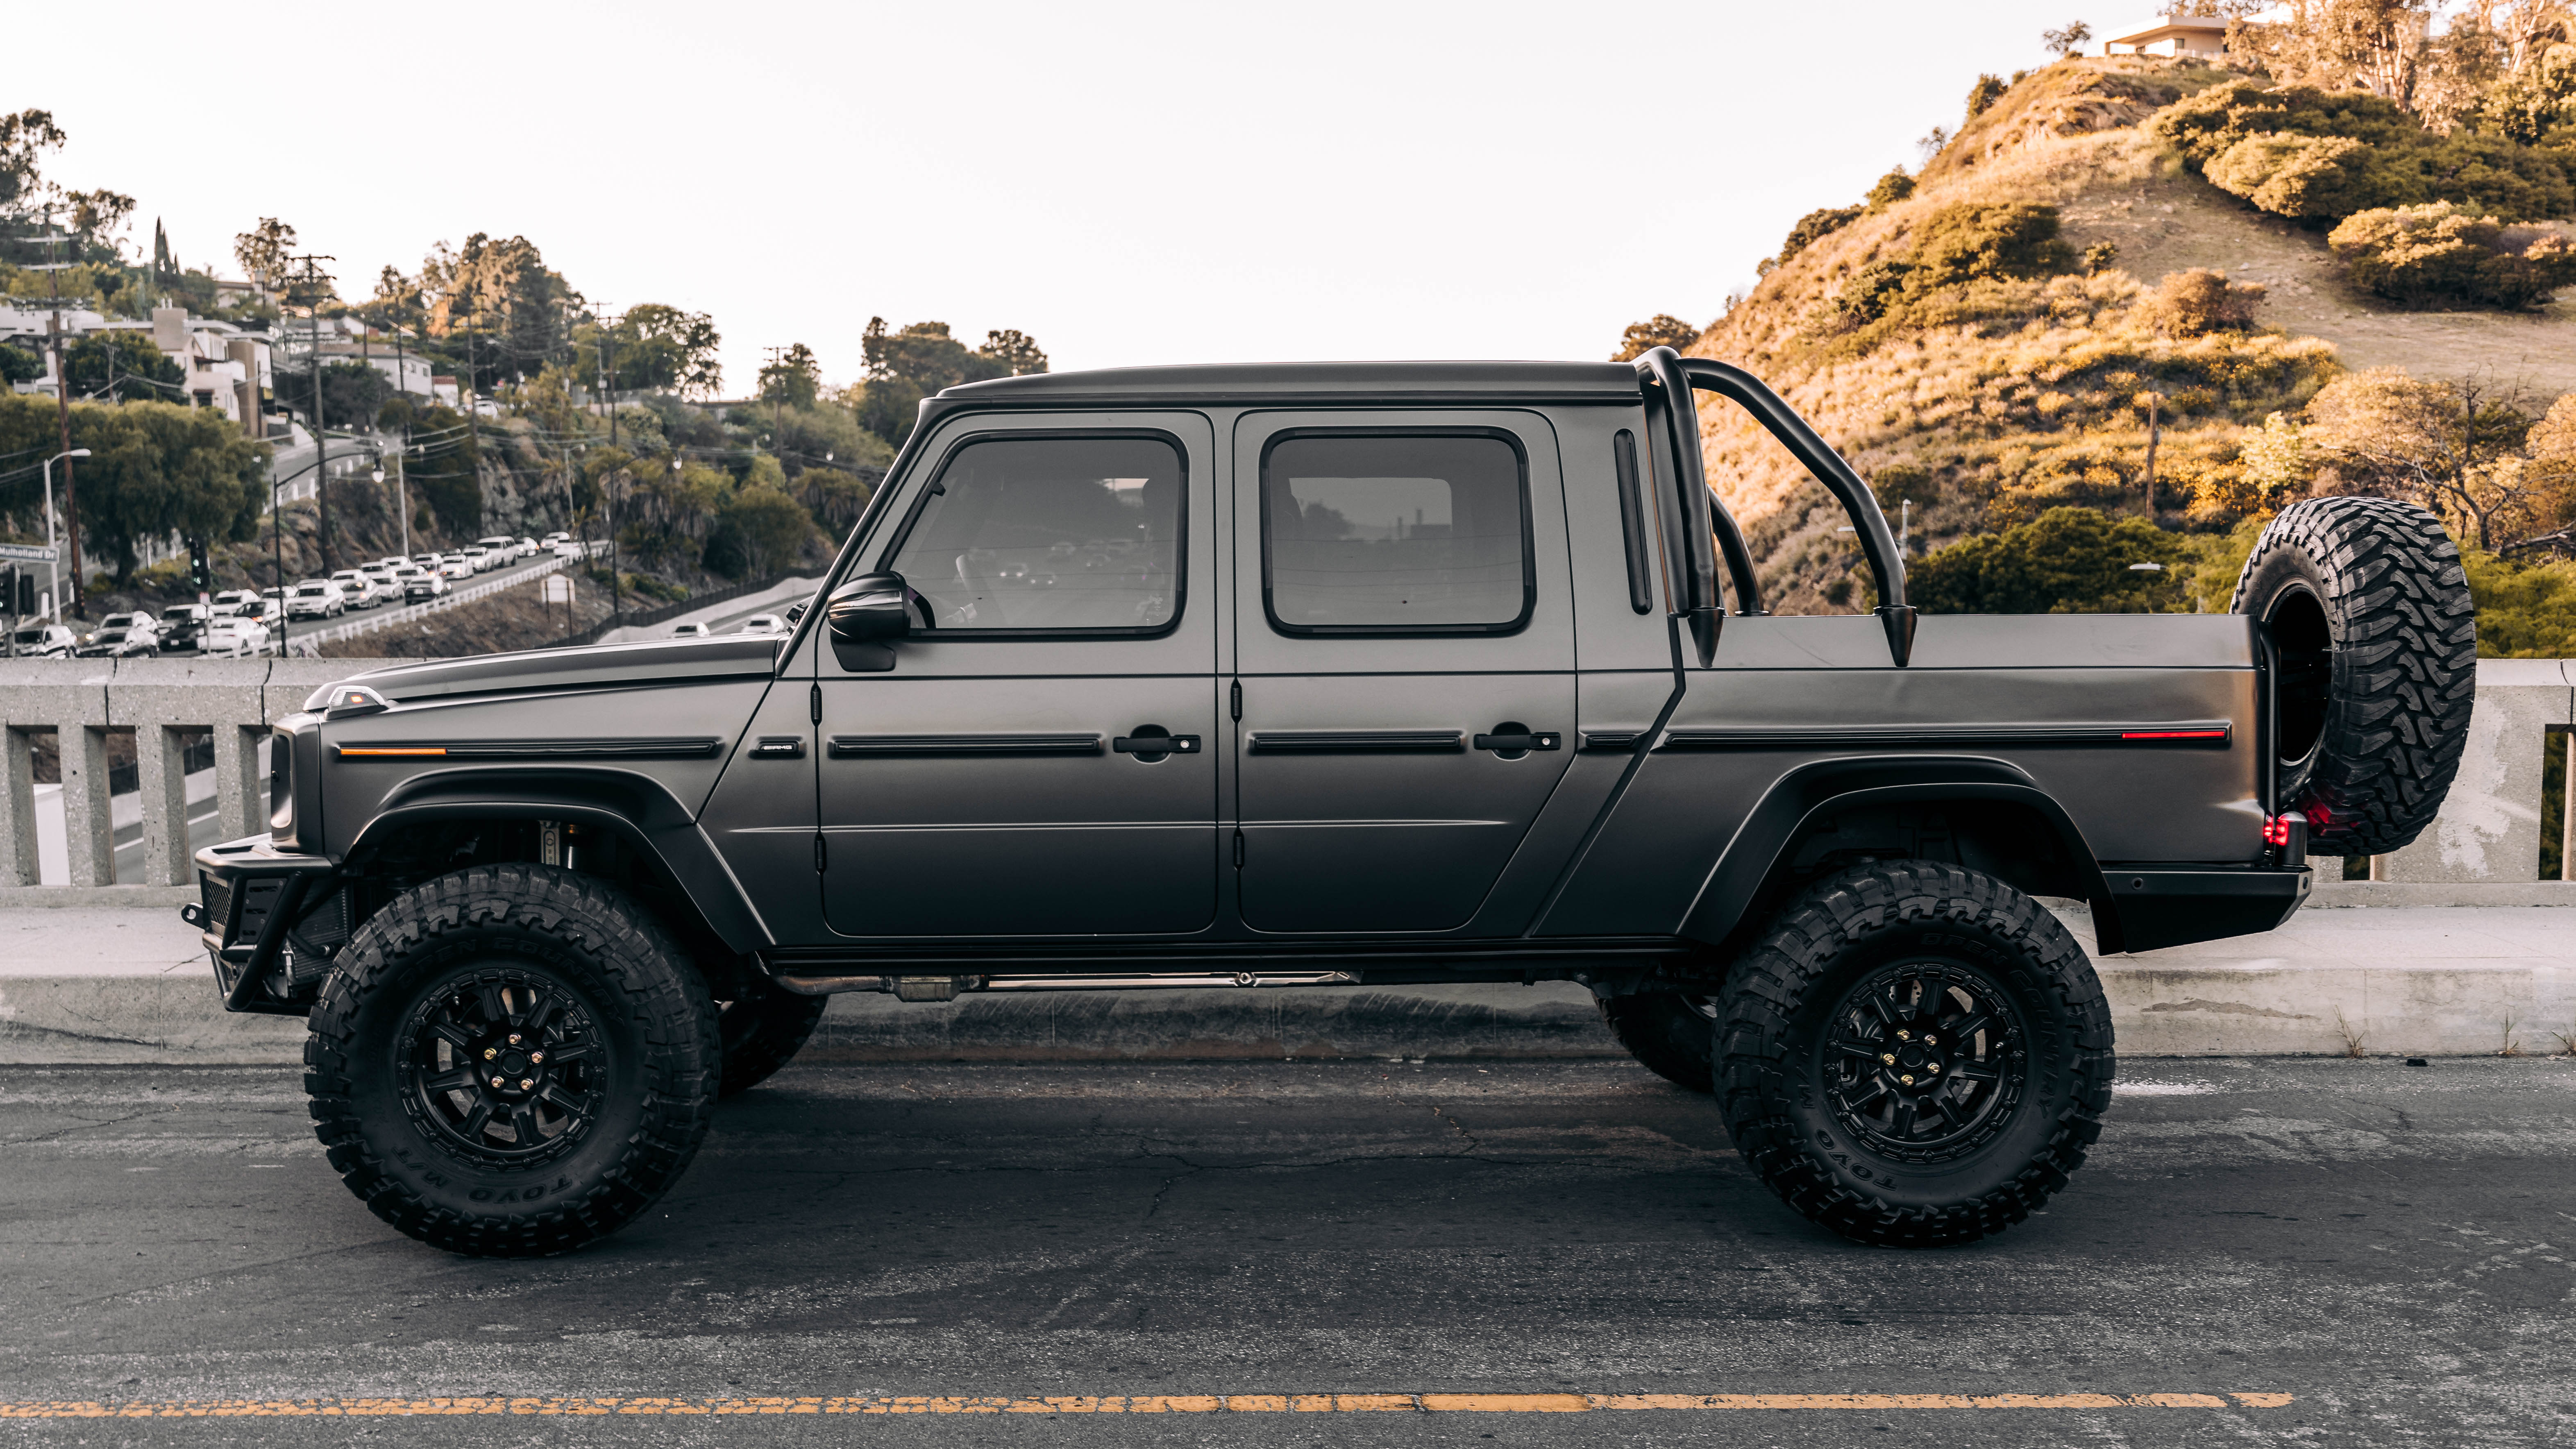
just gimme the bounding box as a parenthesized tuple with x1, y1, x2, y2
(22, 1, 2144, 391)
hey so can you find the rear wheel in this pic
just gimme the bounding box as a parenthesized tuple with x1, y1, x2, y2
(1718, 859, 2113, 1248)
(304, 864, 717, 1257)
(2232, 496, 2476, 856)
(1599, 991, 1719, 1092)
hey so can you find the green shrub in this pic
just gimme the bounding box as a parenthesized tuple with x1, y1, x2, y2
(1866, 169, 1916, 210)
(1772, 206, 1863, 269)
(2143, 268, 2267, 336)
(2328, 202, 2576, 309)
(1910, 506, 2186, 614)
(1905, 202, 2078, 289)
(2464, 550, 2576, 657)
(2153, 80, 2575, 223)
(2205, 134, 2402, 219)
(1965, 73, 2008, 121)
(1829, 259, 1915, 323)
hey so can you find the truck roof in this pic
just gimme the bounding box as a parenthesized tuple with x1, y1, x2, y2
(938, 361, 1644, 409)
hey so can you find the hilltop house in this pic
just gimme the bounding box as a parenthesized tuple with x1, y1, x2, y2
(2101, 15, 2229, 59)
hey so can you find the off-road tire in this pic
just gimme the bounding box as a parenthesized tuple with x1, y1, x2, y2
(1600, 991, 1719, 1093)
(717, 976, 829, 1097)
(304, 864, 718, 1258)
(1718, 859, 2113, 1249)
(2231, 496, 2476, 857)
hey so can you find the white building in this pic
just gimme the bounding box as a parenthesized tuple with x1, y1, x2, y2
(2102, 15, 2231, 59)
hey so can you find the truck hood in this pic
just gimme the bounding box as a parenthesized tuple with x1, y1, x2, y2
(319, 634, 785, 707)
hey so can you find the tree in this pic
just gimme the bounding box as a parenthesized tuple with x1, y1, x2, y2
(1966, 73, 2009, 120)
(276, 361, 393, 431)
(1910, 506, 2187, 613)
(62, 188, 134, 257)
(2304, 367, 2539, 548)
(0, 342, 44, 385)
(607, 304, 722, 397)
(711, 483, 821, 579)
(758, 342, 822, 407)
(979, 329, 1049, 375)
(2042, 20, 2094, 59)
(1866, 168, 1917, 209)
(1611, 314, 1701, 362)
(0, 108, 66, 214)
(232, 218, 297, 294)
(861, 317, 1027, 393)
(62, 331, 184, 403)
(57, 399, 270, 585)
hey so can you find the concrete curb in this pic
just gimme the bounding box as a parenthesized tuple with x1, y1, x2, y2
(6, 907, 2570, 1065)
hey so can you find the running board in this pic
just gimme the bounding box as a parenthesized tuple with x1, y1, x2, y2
(774, 970, 1362, 999)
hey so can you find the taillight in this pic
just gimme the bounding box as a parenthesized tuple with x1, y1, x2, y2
(2262, 812, 2301, 847)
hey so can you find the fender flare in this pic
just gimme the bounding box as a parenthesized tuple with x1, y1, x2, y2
(1676, 755, 2124, 956)
(343, 769, 771, 953)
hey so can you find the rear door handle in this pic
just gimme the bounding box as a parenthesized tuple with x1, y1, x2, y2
(1473, 731, 1561, 753)
(751, 736, 806, 759)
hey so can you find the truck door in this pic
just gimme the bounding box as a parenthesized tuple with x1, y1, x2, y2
(817, 416, 1219, 938)
(1230, 414, 1577, 934)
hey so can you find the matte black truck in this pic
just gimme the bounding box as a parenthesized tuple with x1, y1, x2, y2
(189, 350, 2476, 1256)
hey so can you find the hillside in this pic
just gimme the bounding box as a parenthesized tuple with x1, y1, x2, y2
(1682, 55, 2576, 615)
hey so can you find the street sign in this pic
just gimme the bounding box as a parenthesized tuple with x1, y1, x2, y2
(542, 575, 573, 604)
(0, 543, 59, 563)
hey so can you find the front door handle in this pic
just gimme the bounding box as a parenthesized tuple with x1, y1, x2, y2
(1114, 732, 1201, 757)
(1473, 730, 1561, 753)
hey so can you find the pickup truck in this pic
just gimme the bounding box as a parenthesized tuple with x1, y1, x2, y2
(187, 353, 2474, 1259)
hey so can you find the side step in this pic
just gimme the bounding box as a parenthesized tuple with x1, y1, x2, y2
(776, 971, 1360, 1000)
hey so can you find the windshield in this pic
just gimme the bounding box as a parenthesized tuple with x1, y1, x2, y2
(12, 629, 45, 644)
(161, 608, 196, 620)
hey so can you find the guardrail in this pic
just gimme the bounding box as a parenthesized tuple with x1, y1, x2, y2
(1, 659, 2568, 901)
(552, 568, 806, 650)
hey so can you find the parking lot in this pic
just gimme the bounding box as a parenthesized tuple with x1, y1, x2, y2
(2, 1054, 2567, 1445)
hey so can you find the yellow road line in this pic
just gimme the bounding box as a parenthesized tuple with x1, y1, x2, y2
(0, 1392, 2296, 1418)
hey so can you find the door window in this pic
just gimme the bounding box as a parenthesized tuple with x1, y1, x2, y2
(885, 434, 1184, 635)
(1261, 433, 1532, 634)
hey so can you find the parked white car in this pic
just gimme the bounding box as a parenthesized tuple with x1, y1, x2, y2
(200, 615, 270, 658)
(736, 614, 787, 636)
(9, 623, 75, 657)
(285, 580, 347, 620)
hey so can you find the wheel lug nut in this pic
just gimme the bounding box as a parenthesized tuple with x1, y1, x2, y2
(489, 1076, 503, 1088)
(1927, 1062, 1941, 1074)
(508, 1034, 522, 1045)
(1901, 1074, 1916, 1086)
(520, 1078, 534, 1090)
(530, 1051, 544, 1064)
(1896, 1029, 1910, 1041)
(1880, 1053, 1896, 1065)
(483, 1048, 497, 1060)
(1924, 1034, 1937, 1045)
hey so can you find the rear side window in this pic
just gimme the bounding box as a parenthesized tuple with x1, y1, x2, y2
(885, 433, 1185, 635)
(1262, 432, 1532, 634)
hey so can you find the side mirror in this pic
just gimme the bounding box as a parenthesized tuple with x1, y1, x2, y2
(825, 572, 926, 671)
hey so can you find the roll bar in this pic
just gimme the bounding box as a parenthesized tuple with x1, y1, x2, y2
(1632, 347, 1917, 668)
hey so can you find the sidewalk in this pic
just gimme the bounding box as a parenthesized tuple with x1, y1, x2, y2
(2, 903, 2568, 1065)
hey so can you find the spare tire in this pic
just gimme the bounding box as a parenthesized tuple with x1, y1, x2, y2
(2231, 496, 2476, 856)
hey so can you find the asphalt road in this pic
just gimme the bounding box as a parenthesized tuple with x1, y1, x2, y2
(2, 1056, 2569, 1446)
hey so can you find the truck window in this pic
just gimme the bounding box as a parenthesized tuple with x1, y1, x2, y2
(886, 434, 1183, 633)
(1262, 432, 1530, 634)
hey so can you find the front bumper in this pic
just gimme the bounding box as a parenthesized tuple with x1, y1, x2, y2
(2102, 865, 2312, 955)
(186, 834, 344, 1016)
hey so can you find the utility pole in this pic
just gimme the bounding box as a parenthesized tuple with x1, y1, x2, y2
(761, 345, 786, 463)
(289, 253, 336, 578)
(595, 306, 624, 628)
(31, 215, 86, 619)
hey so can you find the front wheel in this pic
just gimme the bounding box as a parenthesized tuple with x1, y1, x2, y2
(1718, 859, 2113, 1249)
(304, 864, 718, 1257)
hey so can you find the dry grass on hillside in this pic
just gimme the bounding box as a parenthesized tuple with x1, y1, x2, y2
(1680, 55, 2576, 616)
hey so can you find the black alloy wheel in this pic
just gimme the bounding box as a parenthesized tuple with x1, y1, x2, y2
(1719, 858, 2112, 1248)
(400, 972, 608, 1165)
(306, 864, 717, 1257)
(1820, 962, 2024, 1163)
